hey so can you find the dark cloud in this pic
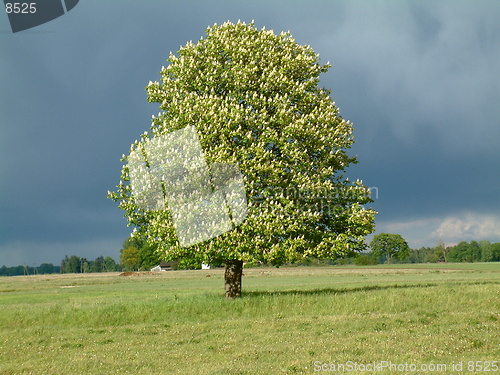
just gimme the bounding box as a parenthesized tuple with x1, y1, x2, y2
(1, 1, 499, 266)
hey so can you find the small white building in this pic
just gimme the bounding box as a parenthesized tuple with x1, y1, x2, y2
(202, 264, 211, 270)
(151, 260, 173, 272)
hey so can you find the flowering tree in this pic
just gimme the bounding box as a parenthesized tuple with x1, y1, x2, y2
(108, 21, 376, 298)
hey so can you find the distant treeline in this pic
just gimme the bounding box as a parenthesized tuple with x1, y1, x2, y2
(60, 255, 118, 273)
(1, 255, 119, 276)
(347, 240, 500, 265)
(406, 240, 500, 263)
(2, 240, 499, 276)
(0, 263, 61, 276)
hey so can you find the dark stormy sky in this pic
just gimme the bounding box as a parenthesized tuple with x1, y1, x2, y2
(1, 1, 499, 266)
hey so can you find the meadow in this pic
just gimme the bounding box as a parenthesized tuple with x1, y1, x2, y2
(0, 263, 499, 374)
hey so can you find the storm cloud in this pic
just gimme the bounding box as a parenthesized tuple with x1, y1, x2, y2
(1, 1, 499, 266)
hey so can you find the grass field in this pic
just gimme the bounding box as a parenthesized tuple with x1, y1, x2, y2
(0, 263, 499, 374)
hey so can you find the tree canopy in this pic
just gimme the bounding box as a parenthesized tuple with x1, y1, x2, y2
(108, 21, 376, 296)
(370, 233, 410, 264)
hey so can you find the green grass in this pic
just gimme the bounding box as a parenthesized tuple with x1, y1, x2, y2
(0, 263, 499, 374)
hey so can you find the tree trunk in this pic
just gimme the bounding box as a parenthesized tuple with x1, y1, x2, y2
(225, 259, 243, 299)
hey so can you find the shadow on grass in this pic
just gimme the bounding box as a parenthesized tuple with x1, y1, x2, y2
(243, 280, 500, 298)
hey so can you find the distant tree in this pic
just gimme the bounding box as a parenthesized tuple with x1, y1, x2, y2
(122, 236, 143, 250)
(447, 241, 473, 262)
(370, 233, 410, 264)
(81, 258, 90, 273)
(447, 242, 461, 262)
(108, 21, 376, 298)
(38, 263, 55, 274)
(418, 241, 448, 263)
(468, 241, 482, 262)
(104, 256, 117, 272)
(60, 256, 68, 273)
(62, 255, 81, 273)
(448, 241, 482, 263)
(91, 256, 105, 273)
(479, 240, 493, 262)
(424, 251, 440, 263)
(138, 243, 163, 271)
(491, 242, 500, 261)
(434, 239, 448, 262)
(120, 246, 141, 271)
(120, 237, 163, 271)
